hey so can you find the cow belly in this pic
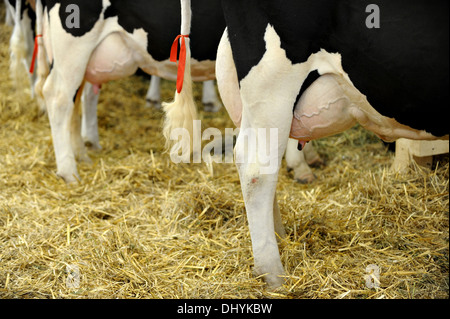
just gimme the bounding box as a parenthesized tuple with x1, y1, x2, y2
(85, 32, 140, 85)
(290, 73, 438, 142)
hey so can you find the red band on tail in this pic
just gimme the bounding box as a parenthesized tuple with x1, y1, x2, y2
(169, 34, 189, 93)
(29, 34, 42, 74)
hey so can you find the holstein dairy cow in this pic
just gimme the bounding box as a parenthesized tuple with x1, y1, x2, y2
(34, 0, 225, 182)
(172, 0, 448, 287)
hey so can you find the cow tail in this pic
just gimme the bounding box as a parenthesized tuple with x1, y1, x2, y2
(162, 0, 198, 161)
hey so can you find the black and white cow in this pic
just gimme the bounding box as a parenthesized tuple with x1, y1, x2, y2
(6, 1, 221, 150)
(173, 0, 448, 287)
(34, 0, 226, 182)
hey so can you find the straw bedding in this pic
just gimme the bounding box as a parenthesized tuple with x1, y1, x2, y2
(0, 6, 448, 299)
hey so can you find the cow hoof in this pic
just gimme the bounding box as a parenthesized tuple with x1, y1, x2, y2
(84, 140, 102, 151)
(146, 99, 162, 109)
(78, 154, 93, 165)
(253, 256, 286, 289)
(57, 172, 80, 184)
(295, 173, 316, 184)
(267, 277, 285, 290)
(203, 102, 222, 113)
(37, 108, 47, 117)
(254, 271, 285, 290)
(307, 156, 325, 168)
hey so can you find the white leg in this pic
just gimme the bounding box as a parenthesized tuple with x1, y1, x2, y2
(41, 20, 95, 183)
(71, 82, 91, 164)
(81, 82, 102, 150)
(273, 193, 286, 240)
(217, 26, 311, 288)
(43, 72, 81, 183)
(145, 76, 161, 109)
(285, 138, 316, 183)
(303, 142, 324, 167)
(202, 80, 222, 112)
(234, 119, 289, 288)
(4, 0, 13, 26)
(218, 30, 285, 287)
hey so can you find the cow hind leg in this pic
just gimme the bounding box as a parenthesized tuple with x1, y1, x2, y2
(273, 193, 286, 240)
(285, 138, 316, 184)
(202, 80, 222, 112)
(145, 76, 162, 109)
(303, 142, 325, 167)
(217, 32, 286, 279)
(218, 25, 308, 288)
(235, 88, 296, 288)
(43, 72, 81, 183)
(234, 126, 287, 288)
(81, 82, 102, 150)
(71, 81, 91, 164)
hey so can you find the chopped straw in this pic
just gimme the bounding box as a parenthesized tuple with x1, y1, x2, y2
(0, 5, 448, 299)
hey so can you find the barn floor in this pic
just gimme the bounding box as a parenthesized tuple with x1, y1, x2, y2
(0, 5, 448, 299)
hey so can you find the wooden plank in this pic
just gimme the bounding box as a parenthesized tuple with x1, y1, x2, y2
(407, 139, 449, 157)
(391, 139, 449, 172)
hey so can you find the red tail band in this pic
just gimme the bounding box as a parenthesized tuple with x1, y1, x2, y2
(169, 34, 189, 93)
(29, 34, 43, 74)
